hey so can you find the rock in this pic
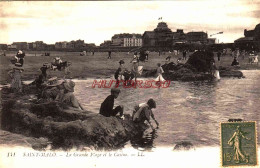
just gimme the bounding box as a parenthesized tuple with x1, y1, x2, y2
(219, 70, 244, 78)
(173, 141, 194, 150)
(186, 51, 215, 72)
(161, 62, 178, 72)
(0, 130, 50, 150)
(142, 69, 157, 77)
(1, 90, 148, 150)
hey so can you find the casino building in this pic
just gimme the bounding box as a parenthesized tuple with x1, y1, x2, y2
(234, 23, 260, 51)
(142, 22, 214, 48)
(143, 22, 173, 48)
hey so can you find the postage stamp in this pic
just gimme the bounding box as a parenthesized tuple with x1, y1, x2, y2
(221, 121, 257, 167)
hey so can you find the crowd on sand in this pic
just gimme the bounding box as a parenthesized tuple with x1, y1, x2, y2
(7, 50, 160, 131)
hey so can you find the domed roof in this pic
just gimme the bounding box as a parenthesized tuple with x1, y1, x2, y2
(154, 22, 172, 32)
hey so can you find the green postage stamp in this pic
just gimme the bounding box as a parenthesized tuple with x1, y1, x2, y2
(221, 121, 257, 167)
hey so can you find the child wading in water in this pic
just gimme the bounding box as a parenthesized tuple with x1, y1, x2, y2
(8, 63, 24, 93)
(155, 63, 165, 84)
(132, 99, 159, 130)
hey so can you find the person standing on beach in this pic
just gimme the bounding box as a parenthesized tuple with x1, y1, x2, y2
(145, 50, 149, 60)
(108, 50, 112, 59)
(217, 51, 221, 61)
(130, 52, 139, 81)
(131, 61, 138, 82)
(166, 55, 171, 62)
(132, 99, 159, 130)
(8, 63, 24, 93)
(99, 88, 124, 117)
(182, 50, 187, 60)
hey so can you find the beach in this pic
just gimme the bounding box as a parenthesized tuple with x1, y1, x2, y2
(1, 51, 259, 85)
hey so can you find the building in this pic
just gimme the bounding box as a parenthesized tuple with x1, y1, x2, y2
(74, 40, 85, 49)
(32, 41, 47, 50)
(55, 42, 63, 49)
(143, 22, 213, 48)
(45, 44, 55, 50)
(186, 32, 208, 44)
(55, 41, 68, 49)
(66, 39, 85, 49)
(207, 38, 216, 44)
(235, 23, 260, 50)
(85, 43, 96, 48)
(142, 32, 156, 47)
(172, 29, 186, 44)
(100, 40, 112, 47)
(0, 44, 8, 50)
(55, 40, 86, 50)
(111, 33, 142, 47)
(143, 22, 173, 47)
(8, 44, 17, 50)
(12, 42, 28, 50)
(27, 43, 33, 50)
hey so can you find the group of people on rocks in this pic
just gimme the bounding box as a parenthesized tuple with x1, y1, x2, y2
(41, 79, 85, 110)
(7, 50, 159, 130)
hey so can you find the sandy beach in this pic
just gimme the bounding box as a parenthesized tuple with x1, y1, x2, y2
(0, 51, 259, 85)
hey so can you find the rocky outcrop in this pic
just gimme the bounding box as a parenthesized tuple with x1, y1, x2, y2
(218, 66, 244, 78)
(1, 87, 147, 150)
(142, 51, 244, 81)
(0, 130, 50, 150)
(186, 51, 215, 72)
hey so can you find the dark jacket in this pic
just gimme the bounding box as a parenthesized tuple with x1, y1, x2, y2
(100, 95, 115, 117)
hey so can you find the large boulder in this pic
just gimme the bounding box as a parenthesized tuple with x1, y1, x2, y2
(186, 51, 215, 72)
(1, 88, 147, 150)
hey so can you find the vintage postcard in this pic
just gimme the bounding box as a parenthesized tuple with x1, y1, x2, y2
(0, 0, 260, 168)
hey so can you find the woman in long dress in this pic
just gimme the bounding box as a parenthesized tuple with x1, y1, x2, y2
(8, 64, 24, 93)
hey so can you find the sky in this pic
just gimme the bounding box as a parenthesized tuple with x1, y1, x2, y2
(0, 0, 259, 45)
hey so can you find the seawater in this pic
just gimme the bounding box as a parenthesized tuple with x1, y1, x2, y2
(73, 70, 260, 150)
(1, 70, 259, 150)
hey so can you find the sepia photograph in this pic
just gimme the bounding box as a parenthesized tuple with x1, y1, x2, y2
(0, 0, 259, 167)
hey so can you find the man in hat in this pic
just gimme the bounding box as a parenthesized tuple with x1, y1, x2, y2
(31, 64, 50, 93)
(40, 63, 49, 79)
(56, 80, 85, 110)
(99, 88, 124, 117)
(40, 78, 64, 101)
(132, 99, 159, 130)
